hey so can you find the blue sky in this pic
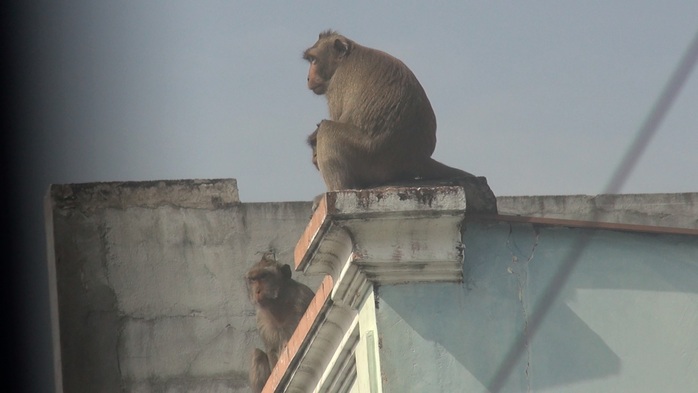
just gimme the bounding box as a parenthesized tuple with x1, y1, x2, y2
(21, 1, 698, 202)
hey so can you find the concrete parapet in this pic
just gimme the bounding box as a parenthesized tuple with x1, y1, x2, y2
(497, 193, 698, 229)
(45, 179, 318, 393)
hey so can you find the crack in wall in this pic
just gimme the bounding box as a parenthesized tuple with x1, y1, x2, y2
(505, 224, 539, 392)
(115, 320, 126, 389)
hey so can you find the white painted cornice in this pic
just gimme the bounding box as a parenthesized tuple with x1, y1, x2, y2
(271, 182, 495, 392)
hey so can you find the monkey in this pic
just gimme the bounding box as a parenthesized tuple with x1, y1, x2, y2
(247, 253, 315, 393)
(303, 30, 474, 191)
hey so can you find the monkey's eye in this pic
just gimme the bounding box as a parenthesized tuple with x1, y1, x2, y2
(307, 56, 316, 64)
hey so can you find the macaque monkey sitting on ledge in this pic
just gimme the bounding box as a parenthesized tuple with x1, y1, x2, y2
(303, 30, 475, 191)
(247, 253, 314, 393)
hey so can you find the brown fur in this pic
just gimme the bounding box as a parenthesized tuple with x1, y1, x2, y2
(247, 253, 314, 393)
(249, 349, 271, 393)
(303, 30, 473, 190)
(307, 128, 319, 170)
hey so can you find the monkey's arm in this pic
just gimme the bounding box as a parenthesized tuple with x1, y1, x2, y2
(316, 120, 392, 154)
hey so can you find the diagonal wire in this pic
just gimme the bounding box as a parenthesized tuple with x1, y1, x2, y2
(605, 29, 698, 195)
(487, 28, 698, 393)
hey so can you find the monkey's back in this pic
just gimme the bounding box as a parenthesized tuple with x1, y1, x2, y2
(326, 43, 437, 157)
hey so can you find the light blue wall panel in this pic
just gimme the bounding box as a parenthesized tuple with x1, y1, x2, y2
(376, 221, 698, 392)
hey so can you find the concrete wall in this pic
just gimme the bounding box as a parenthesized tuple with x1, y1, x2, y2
(497, 193, 698, 229)
(375, 220, 698, 392)
(46, 179, 319, 392)
(45, 179, 698, 392)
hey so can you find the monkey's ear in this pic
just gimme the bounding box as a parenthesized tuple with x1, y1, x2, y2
(280, 264, 292, 279)
(333, 38, 350, 58)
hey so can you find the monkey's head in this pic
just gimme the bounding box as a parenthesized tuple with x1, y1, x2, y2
(303, 30, 352, 95)
(246, 253, 293, 305)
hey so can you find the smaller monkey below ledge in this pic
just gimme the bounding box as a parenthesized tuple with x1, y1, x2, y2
(303, 29, 476, 191)
(247, 253, 315, 393)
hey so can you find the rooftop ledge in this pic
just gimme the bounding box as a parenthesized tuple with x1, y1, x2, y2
(296, 177, 496, 279)
(261, 178, 496, 392)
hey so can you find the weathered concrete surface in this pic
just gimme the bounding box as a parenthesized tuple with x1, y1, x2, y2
(373, 176, 498, 214)
(50, 178, 241, 210)
(498, 193, 698, 229)
(46, 179, 319, 393)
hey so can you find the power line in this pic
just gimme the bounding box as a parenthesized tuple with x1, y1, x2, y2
(486, 28, 698, 393)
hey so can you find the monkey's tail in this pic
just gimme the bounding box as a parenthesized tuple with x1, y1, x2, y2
(416, 159, 498, 213)
(421, 158, 475, 180)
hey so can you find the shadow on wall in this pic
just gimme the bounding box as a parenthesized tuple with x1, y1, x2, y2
(378, 221, 698, 391)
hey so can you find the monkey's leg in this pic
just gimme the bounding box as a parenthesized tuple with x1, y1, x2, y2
(315, 120, 401, 190)
(249, 348, 271, 393)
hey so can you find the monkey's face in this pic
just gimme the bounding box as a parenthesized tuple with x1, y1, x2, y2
(247, 254, 294, 305)
(304, 51, 329, 95)
(303, 34, 351, 95)
(247, 267, 285, 305)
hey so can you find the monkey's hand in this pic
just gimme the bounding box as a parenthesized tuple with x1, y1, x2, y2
(307, 128, 319, 170)
(311, 193, 324, 214)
